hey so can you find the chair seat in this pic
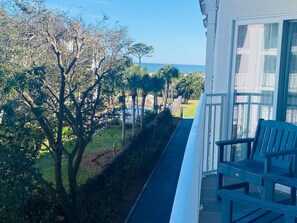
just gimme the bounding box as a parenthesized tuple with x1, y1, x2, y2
(218, 159, 290, 186)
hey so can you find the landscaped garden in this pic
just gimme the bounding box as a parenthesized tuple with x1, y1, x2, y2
(36, 127, 132, 189)
(0, 1, 204, 222)
(182, 100, 199, 118)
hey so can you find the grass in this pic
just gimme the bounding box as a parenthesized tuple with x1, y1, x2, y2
(85, 127, 131, 153)
(181, 100, 199, 118)
(36, 127, 132, 188)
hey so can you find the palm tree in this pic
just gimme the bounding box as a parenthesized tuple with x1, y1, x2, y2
(158, 65, 179, 109)
(176, 72, 205, 103)
(139, 73, 153, 129)
(115, 57, 133, 146)
(125, 65, 144, 136)
(151, 74, 165, 114)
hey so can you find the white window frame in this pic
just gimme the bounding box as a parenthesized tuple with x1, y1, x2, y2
(228, 17, 284, 139)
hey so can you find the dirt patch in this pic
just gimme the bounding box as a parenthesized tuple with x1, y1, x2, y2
(81, 119, 180, 175)
(81, 150, 121, 174)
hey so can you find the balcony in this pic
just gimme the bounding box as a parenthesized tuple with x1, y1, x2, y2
(170, 93, 294, 222)
(170, 93, 227, 222)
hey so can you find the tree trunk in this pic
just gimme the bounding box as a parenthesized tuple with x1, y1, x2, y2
(132, 95, 136, 136)
(111, 90, 116, 125)
(153, 92, 158, 114)
(136, 94, 140, 119)
(56, 71, 66, 193)
(164, 80, 169, 109)
(68, 154, 81, 222)
(121, 87, 126, 147)
(171, 85, 174, 103)
(58, 194, 80, 223)
(56, 63, 81, 223)
(140, 92, 147, 129)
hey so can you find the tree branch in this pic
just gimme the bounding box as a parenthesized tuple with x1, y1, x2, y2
(21, 92, 55, 148)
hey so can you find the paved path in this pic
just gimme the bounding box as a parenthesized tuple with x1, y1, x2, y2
(126, 119, 193, 223)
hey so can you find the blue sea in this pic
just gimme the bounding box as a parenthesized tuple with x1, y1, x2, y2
(140, 63, 205, 74)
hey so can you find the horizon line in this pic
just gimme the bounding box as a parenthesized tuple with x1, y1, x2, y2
(135, 62, 206, 66)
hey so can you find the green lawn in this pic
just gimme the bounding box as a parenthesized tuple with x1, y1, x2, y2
(182, 100, 199, 118)
(36, 127, 131, 188)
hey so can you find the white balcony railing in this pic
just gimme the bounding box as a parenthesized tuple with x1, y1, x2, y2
(170, 94, 205, 223)
(203, 93, 226, 173)
(170, 93, 226, 223)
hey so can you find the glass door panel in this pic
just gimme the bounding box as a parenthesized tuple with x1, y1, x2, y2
(232, 23, 279, 138)
(284, 22, 297, 125)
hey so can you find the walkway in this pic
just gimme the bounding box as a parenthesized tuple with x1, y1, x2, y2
(125, 119, 193, 223)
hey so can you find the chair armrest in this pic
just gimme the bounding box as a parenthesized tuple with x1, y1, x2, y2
(264, 149, 297, 173)
(216, 138, 254, 146)
(263, 149, 297, 158)
(217, 138, 255, 162)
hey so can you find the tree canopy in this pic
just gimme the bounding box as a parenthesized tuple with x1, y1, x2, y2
(0, 1, 196, 222)
(129, 42, 154, 65)
(0, 1, 133, 222)
(176, 72, 205, 103)
(157, 65, 179, 109)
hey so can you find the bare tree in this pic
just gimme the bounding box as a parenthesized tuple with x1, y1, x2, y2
(0, 2, 132, 222)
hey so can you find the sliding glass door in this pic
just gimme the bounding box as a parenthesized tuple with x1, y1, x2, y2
(280, 21, 297, 125)
(232, 23, 279, 138)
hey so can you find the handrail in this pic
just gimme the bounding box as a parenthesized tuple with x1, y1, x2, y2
(169, 94, 205, 223)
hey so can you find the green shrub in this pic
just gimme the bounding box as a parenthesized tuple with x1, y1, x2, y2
(0, 144, 57, 222)
(80, 109, 175, 222)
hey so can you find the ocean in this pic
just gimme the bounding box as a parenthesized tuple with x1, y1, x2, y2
(140, 63, 205, 74)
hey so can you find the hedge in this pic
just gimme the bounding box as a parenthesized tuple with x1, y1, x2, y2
(79, 109, 176, 222)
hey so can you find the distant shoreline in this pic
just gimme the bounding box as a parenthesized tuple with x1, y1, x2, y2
(137, 62, 205, 74)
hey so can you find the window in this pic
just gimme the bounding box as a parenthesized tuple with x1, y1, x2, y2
(264, 23, 278, 49)
(264, 55, 277, 74)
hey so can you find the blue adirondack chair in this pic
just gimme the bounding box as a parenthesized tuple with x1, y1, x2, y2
(216, 119, 297, 198)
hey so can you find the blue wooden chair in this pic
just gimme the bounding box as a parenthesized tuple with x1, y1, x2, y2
(216, 119, 297, 199)
(220, 189, 297, 223)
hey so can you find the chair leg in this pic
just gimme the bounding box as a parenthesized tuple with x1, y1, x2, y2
(222, 198, 233, 223)
(217, 173, 223, 200)
(264, 179, 275, 201)
(290, 186, 296, 205)
(244, 183, 249, 195)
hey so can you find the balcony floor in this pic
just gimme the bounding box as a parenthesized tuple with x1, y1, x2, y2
(199, 174, 290, 223)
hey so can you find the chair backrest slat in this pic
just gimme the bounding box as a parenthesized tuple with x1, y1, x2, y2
(262, 127, 272, 153)
(268, 128, 278, 152)
(251, 119, 297, 169)
(273, 129, 284, 153)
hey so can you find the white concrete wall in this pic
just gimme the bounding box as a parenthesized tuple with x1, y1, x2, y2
(202, 0, 297, 136)
(211, 0, 297, 95)
(203, 0, 218, 94)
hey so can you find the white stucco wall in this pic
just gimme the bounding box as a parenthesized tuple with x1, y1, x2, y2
(202, 0, 218, 94)
(210, 0, 297, 95)
(202, 0, 297, 136)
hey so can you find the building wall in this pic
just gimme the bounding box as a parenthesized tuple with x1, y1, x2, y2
(212, 0, 297, 94)
(203, 0, 297, 137)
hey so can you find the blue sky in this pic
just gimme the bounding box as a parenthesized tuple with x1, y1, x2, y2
(45, 0, 206, 65)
